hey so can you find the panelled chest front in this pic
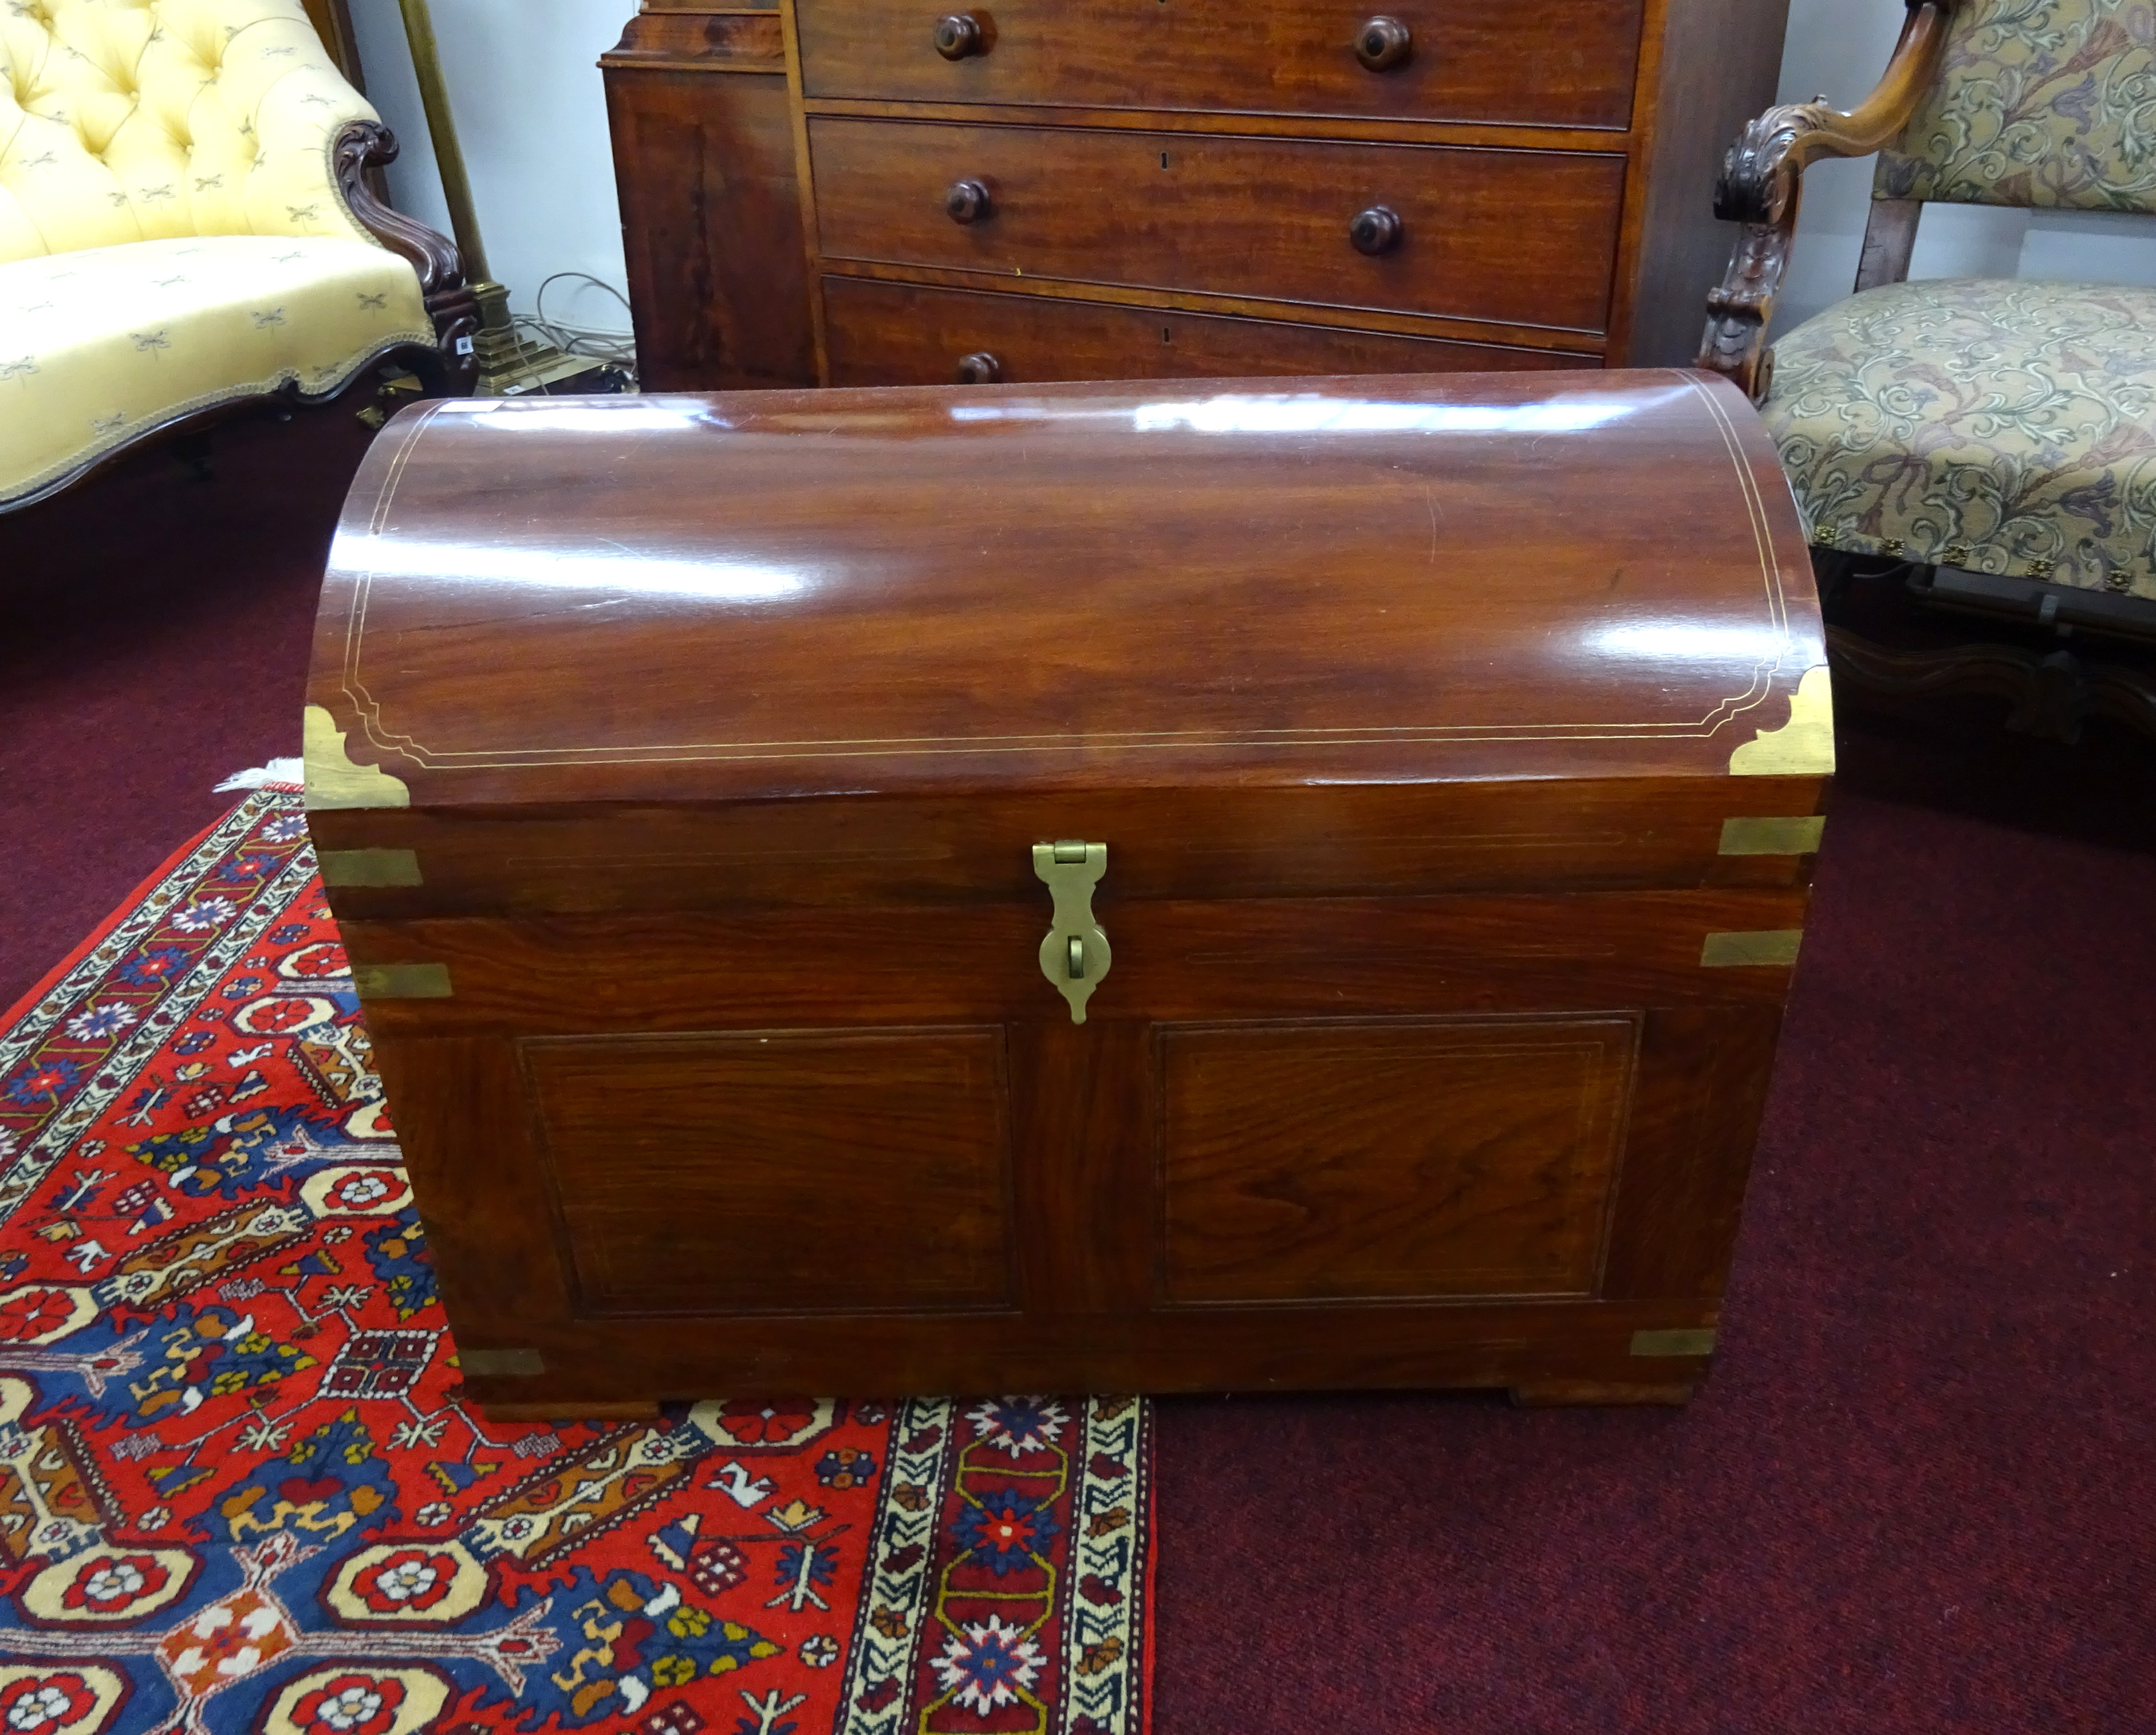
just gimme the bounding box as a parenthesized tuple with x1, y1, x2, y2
(600, 0, 1793, 393)
(305, 370, 1831, 1418)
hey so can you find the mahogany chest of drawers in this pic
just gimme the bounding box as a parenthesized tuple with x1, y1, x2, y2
(601, 0, 1792, 392)
(304, 370, 1831, 1417)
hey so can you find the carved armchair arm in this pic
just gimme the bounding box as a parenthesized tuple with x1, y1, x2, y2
(333, 121, 480, 392)
(1697, 0, 1958, 400)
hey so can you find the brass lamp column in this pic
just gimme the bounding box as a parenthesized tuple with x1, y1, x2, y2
(394, 0, 590, 394)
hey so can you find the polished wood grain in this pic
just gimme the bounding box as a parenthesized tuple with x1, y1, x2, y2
(334, 889, 1812, 1042)
(793, 0, 1645, 131)
(601, 0, 1791, 383)
(1160, 1018, 1633, 1302)
(799, 99, 1653, 155)
(600, 10, 784, 72)
(367, 1035, 578, 1348)
(822, 275, 1592, 385)
(601, 66, 813, 391)
(314, 373, 1819, 809)
(377, 1034, 1731, 1407)
(809, 119, 1625, 333)
(306, 775, 1824, 923)
(312, 370, 1824, 1410)
(523, 1029, 1014, 1313)
(1007, 1018, 1155, 1316)
(1599, 1006, 1784, 1299)
(444, 1293, 1720, 1409)
(816, 256, 1613, 356)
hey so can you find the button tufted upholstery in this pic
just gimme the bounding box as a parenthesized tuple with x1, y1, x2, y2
(0, 0, 381, 258)
(0, 0, 441, 505)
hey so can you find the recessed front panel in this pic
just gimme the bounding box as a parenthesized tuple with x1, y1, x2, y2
(1160, 1016, 1635, 1303)
(523, 1028, 1014, 1316)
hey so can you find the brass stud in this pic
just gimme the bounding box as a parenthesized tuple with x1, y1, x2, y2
(1700, 930, 1804, 968)
(1632, 1327, 1717, 1359)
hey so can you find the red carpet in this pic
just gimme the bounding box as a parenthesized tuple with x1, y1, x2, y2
(4, 412, 2153, 1732)
(0, 790, 1154, 1735)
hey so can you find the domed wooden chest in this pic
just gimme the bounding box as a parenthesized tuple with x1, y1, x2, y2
(304, 370, 1830, 1418)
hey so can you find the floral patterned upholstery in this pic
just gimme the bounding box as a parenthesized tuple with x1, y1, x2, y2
(1762, 276, 2156, 599)
(0, 0, 432, 504)
(1875, 0, 2156, 212)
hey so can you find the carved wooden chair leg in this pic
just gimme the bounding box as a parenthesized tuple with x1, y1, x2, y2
(1827, 626, 2156, 745)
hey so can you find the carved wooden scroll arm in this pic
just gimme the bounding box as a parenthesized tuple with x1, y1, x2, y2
(1696, 0, 1958, 401)
(334, 120, 480, 393)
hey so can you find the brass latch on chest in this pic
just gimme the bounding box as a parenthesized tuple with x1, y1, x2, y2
(1032, 841, 1110, 1023)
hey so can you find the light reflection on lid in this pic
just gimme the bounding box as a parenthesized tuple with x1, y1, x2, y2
(946, 390, 1673, 433)
(1589, 623, 1791, 661)
(1131, 393, 1650, 435)
(455, 403, 728, 435)
(361, 540, 809, 602)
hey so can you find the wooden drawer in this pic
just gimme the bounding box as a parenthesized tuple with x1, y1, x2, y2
(823, 276, 1594, 384)
(809, 120, 1625, 334)
(795, 0, 1644, 132)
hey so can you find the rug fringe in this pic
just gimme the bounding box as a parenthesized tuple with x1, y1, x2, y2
(214, 755, 305, 794)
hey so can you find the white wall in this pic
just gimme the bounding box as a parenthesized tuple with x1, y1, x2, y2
(1775, 0, 2156, 332)
(337, 0, 2156, 352)
(344, 0, 639, 338)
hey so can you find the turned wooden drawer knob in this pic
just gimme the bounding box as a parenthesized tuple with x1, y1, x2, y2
(934, 13, 986, 58)
(945, 177, 993, 223)
(1349, 205, 1403, 255)
(1355, 16, 1413, 70)
(956, 351, 1001, 383)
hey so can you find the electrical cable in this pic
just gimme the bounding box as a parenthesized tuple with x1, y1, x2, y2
(506, 272, 641, 392)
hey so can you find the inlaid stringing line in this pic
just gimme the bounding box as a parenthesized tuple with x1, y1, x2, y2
(1677, 368, 1793, 647)
(342, 398, 449, 733)
(334, 390, 1806, 768)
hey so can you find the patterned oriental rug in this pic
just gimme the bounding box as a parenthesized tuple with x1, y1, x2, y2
(0, 790, 1154, 1735)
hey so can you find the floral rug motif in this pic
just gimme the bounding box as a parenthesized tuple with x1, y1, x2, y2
(0, 790, 1153, 1735)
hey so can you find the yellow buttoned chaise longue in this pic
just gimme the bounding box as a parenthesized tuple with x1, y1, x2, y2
(1, 0, 474, 513)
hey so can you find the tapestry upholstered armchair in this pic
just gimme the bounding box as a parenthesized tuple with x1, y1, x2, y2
(1699, 0, 2156, 742)
(0, 0, 476, 513)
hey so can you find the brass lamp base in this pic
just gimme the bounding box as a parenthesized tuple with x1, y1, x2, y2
(469, 281, 596, 397)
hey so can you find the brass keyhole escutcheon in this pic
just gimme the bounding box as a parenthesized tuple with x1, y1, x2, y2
(1033, 840, 1110, 1022)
